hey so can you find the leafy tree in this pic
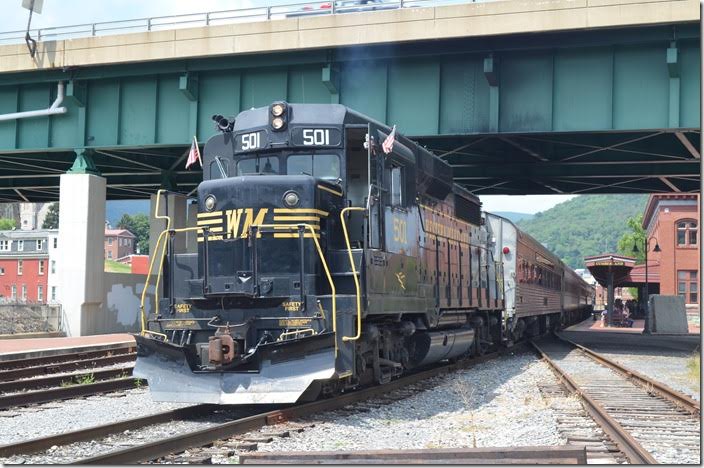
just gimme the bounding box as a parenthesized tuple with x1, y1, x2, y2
(42, 202, 60, 229)
(617, 213, 646, 263)
(117, 213, 150, 255)
(0, 218, 15, 230)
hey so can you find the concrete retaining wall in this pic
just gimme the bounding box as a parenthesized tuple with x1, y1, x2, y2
(73, 272, 155, 336)
(0, 303, 63, 334)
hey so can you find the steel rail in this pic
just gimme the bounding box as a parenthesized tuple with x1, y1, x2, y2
(531, 340, 658, 465)
(0, 366, 134, 393)
(559, 335, 701, 416)
(0, 346, 134, 371)
(0, 353, 136, 382)
(0, 404, 214, 458)
(75, 349, 510, 465)
(0, 377, 140, 411)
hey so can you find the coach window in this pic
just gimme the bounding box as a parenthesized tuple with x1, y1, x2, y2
(287, 154, 340, 180)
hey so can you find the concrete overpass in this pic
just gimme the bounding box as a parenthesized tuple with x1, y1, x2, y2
(0, 0, 699, 334)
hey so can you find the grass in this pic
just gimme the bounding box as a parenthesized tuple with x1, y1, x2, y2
(60, 373, 96, 387)
(105, 259, 132, 273)
(686, 352, 700, 383)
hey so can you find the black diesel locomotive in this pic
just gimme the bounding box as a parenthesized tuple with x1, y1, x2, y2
(134, 102, 591, 404)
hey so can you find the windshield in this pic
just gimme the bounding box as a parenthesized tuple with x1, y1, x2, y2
(287, 154, 340, 180)
(236, 156, 280, 175)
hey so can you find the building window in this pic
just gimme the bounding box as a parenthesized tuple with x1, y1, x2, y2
(51, 286, 57, 301)
(107, 251, 113, 259)
(0, 240, 8, 251)
(676, 220, 697, 247)
(53, 238, 58, 248)
(17, 240, 23, 251)
(21, 284, 27, 301)
(11, 285, 16, 300)
(0, 267, 4, 275)
(37, 239, 43, 250)
(37, 285, 43, 302)
(17, 260, 23, 275)
(678, 270, 698, 304)
(51, 260, 56, 274)
(108, 237, 113, 245)
(39, 260, 44, 275)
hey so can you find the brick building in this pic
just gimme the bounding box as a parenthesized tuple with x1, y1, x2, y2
(641, 193, 699, 309)
(104, 228, 136, 260)
(0, 229, 59, 304)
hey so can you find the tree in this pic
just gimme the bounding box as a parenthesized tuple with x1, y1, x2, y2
(617, 213, 646, 263)
(42, 202, 60, 229)
(117, 213, 150, 255)
(0, 218, 15, 230)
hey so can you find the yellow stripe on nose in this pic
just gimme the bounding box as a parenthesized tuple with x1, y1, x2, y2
(272, 216, 320, 222)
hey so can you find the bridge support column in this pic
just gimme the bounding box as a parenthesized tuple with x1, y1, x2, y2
(149, 192, 188, 274)
(58, 150, 106, 336)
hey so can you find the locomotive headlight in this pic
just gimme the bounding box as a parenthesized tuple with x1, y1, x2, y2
(283, 191, 300, 208)
(204, 195, 217, 212)
(271, 117, 285, 130)
(271, 103, 285, 117)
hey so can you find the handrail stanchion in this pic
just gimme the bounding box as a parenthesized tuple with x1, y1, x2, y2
(340, 207, 366, 342)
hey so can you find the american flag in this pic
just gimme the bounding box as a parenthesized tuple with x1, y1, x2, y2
(185, 136, 202, 169)
(382, 125, 396, 154)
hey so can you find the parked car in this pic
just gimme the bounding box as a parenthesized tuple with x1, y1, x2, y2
(286, 0, 393, 18)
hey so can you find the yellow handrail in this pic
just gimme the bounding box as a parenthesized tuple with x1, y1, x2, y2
(340, 207, 366, 342)
(256, 223, 337, 354)
(139, 190, 171, 340)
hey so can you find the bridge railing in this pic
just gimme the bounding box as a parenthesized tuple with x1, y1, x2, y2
(0, 0, 494, 46)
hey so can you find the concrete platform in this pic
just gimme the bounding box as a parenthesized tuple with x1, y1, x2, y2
(0, 333, 135, 362)
(560, 316, 700, 352)
(566, 317, 645, 333)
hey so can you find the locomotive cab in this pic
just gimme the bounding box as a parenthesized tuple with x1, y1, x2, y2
(134, 102, 505, 405)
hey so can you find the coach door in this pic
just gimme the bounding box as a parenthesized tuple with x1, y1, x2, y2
(367, 123, 384, 250)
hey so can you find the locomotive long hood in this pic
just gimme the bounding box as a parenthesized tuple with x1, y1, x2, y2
(133, 333, 336, 404)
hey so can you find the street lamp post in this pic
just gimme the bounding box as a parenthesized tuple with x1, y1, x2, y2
(633, 237, 661, 333)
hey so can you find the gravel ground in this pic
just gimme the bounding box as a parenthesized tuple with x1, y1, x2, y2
(589, 345, 700, 401)
(247, 351, 567, 457)
(0, 388, 193, 445)
(1, 411, 246, 464)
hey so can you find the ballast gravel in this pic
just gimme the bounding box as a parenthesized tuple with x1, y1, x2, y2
(253, 351, 567, 456)
(0, 387, 193, 445)
(587, 345, 700, 401)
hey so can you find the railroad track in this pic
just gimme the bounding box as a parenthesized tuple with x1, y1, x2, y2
(0, 347, 135, 381)
(532, 336, 700, 465)
(0, 345, 139, 410)
(2, 348, 510, 464)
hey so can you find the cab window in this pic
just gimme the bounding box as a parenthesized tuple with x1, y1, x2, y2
(209, 157, 230, 180)
(236, 156, 279, 175)
(287, 154, 340, 180)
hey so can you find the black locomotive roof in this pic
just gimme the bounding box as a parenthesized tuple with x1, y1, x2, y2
(234, 104, 372, 131)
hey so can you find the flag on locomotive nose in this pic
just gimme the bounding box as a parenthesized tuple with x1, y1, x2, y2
(185, 136, 202, 169)
(382, 125, 396, 154)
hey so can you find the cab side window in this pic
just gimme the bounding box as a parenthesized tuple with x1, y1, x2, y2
(391, 166, 403, 207)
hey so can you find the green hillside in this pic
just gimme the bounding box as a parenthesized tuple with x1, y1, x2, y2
(494, 211, 535, 223)
(516, 194, 648, 269)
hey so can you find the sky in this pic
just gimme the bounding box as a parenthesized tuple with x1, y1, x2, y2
(2, 1, 576, 215)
